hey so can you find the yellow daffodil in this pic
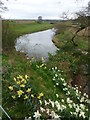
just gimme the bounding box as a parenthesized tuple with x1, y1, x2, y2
(25, 75, 29, 79)
(19, 75, 23, 79)
(37, 95, 41, 99)
(20, 84, 25, 88)
(8, 86, 13, 91)
(12, 96, 16, 99)
(17, 81, 21, 85)
(24, 95, 28, 100)
(14, 77, 16, 81)
(21, 78, 25, 83)
(17, 90, 24, 97)
(39, 92, 43, 97)
(24, 80, 27, 84)
(31, 94, 34, 98)
(26, 88, 31, 93)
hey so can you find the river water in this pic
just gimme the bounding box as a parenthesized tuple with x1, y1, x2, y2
(15, 29, 58, 60)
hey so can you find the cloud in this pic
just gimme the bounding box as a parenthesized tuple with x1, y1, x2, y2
(1, 0, 89, 19)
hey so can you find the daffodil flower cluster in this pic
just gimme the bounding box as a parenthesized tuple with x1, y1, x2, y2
(50, 67, 89, 119)
(8, 75, 43, 102)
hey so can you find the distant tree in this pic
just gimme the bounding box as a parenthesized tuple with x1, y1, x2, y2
(38, 16, 42, 23)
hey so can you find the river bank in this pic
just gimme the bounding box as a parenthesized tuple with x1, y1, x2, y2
(2, 21, 90, 119)
(52, 27, 89, 97)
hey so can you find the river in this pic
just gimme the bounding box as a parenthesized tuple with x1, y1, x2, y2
(15, 29, 58, 60)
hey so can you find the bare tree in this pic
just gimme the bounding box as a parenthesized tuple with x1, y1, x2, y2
(0, 0, 8, 18)
(71, 1, 90, 46)
(0, 0, 8, 12)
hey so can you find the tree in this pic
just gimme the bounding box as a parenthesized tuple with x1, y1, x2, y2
(38, 16, 42, 23)
(0, 0, 8, 18)
(0, 0, 8, 12)
(71, 1, 90, 46)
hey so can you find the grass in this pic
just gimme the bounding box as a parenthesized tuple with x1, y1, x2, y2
(2, 20, 53, 50)
(2, 21, 89, 119)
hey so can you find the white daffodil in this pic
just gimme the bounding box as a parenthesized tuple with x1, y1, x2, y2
(53, 78, 55, 81)
(52, 68, 54, 70)
(73, 112, 78, 117)
(39, 100, 42, 105)
(40, 107, 45, 112)
(63, 83, 67, 86)
(67, 98, 72, 104)
(54, 114, 61, 119)
(55, 74, 58, 77)
(80, 97, 84, 103)
(49, 99, 54, 107)
(55, 67, 57, 70)
(50, 111, 56, 118)
(76, 106, 80, 113)
(56, 94, 59, 98)
(61, 99, 64, 103)
(61, 78, 64, 81)
(56, 83, 59, 86)
(70, 112, 73, 115)
(80, 104, 85, 110)
(46, 109, 50, 115)
(61, 105, 66, 110)
(63, 87, 68, 91)
(33, 110, 41, 119)
(69, 104, 72, 108)
(79, 111, 86, 119)
(45, 100, 49, 106)
(76, 89, 78, 94)
(55, 101, 61, 111)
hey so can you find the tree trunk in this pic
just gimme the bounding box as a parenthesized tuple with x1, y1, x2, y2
(71, 27, 85, 46)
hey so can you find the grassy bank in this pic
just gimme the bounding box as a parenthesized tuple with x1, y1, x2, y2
(2, 21, 89, 119)
(52, 26, 89, 88)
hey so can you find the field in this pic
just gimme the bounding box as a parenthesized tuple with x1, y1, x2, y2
(2, 21, 90, 119)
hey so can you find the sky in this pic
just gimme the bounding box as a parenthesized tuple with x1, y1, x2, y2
(1, 0, 89, 19)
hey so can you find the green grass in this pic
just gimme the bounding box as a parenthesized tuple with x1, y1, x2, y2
(2, 20, 53, 50)
(2, 51, 67, 119)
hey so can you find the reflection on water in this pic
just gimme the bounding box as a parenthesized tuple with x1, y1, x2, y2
(15, 29, 58, 60)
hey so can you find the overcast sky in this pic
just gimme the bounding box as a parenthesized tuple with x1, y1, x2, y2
(1, 0, 89, 19)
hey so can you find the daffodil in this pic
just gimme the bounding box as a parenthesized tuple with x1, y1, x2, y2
(17, 81, 21, 85)
(31, 94, 34, 98)
(33, 110, 41, 119)
(67, 98, 72, 104)
(14, 77, 16, 81)
(21, 78, 25, 82)
(26, 88, 31, 93)
(20, 84, 25, 88)
(8, 86, 13, 91)
(24, 95, 28, 100)
(24, 80, 27, 84)
(19, 75, 23, 79)
(37, 95, 41, 99)
(25, 75, 29, 79)
(17, 90, 24, 97)
(39, 92, 43, 97)
(12, 96, 16, 99)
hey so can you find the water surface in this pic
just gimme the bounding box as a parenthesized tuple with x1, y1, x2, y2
(15, 29, 58, 60)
